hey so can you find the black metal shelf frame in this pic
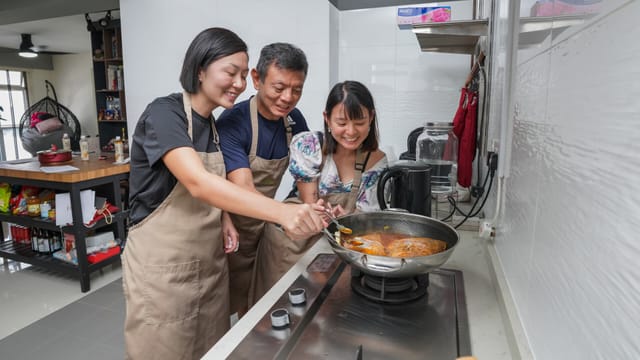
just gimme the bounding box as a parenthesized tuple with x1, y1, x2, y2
(0, 211, 127, 233)
(0, 172, 128, 292)
(0, 239, 122, 277)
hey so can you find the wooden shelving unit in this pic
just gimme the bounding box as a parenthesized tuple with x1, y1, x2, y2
(89, 18, 128, 151)
(0, 157, 130, 292)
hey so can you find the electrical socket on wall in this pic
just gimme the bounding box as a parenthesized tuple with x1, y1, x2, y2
(491, 139, 500, 153)
(479, 221, 495, 239)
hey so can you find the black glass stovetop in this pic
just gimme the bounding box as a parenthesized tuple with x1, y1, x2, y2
(228, 253, 471, 360)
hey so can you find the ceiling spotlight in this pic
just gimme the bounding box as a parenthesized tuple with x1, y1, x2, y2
(18, 34, 38, 58)
(85, 13, 96, 32)
(98, 10, 112, 28)
(19, 50, 38, 58)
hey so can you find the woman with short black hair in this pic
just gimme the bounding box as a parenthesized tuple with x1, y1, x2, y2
(122, 27, 324, 360)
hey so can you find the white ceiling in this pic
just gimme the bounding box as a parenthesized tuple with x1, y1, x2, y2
(0, 15, 91, 54)
(0, 0, 119, 56)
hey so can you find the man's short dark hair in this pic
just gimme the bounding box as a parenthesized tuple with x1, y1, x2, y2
(255, 43, 308, 82)
(180, 27, 248, 93)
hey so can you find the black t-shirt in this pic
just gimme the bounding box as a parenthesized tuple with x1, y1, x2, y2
(128, 93, 219, 225)
(216, 97, 309, 174)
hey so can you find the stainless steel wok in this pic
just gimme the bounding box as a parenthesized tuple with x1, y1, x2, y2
(325, 211, 459, 278)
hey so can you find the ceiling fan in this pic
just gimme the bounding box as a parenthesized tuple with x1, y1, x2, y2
(16, 33, 70, 58)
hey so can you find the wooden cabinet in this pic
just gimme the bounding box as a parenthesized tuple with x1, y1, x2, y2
(89, 19, 128, 151)
(0, 157, 129, 292)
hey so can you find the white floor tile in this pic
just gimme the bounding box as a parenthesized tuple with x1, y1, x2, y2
(0, 257, 121, 340)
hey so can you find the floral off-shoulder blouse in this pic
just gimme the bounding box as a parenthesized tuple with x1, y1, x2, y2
(289, 131, 388, 212)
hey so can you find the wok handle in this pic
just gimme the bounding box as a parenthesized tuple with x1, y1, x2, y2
(360, 256, 407, 274)
(382, 208, 409, 213)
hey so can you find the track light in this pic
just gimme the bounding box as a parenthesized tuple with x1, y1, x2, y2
(85, 13, 96, 32)
(98, 10, 112, 28)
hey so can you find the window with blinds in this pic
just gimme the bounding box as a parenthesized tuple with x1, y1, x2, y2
(0, 70, 31, 161)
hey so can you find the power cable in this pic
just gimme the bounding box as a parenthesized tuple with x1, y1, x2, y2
(442, 152, 498, 229)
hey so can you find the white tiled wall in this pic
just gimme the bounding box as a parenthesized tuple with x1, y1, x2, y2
(489, 1, 640, 358)
(121, 0, 331, 138)
(121, 0, 332, 199)
(336, 1, 474, 161)
(121, 0, 473, 199)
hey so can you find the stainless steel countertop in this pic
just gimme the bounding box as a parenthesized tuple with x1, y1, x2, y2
(204, 230, 512, 360)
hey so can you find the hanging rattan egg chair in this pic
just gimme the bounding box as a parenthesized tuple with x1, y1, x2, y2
(19, 80, 82, 155)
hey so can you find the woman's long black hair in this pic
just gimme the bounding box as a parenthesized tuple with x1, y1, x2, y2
(323, 80, 379, 155)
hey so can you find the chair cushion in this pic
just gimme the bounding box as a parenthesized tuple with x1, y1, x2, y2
(34, 117, 63, 134)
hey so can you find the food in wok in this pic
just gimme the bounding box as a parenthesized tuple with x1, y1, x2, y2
(339, 231, 447, 258)
(343, 236, 386, 256)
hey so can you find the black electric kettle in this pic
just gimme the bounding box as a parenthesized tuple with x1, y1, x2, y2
(377, 161, 431, 216)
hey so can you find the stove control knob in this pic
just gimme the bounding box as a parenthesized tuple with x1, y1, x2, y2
(270, 308, 290, 329)
(288, 288, 306, 306)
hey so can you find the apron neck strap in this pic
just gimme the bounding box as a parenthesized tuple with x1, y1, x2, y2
(182, 91, 194, 141)
(344, 148, 371, 212)
(183, 91, 220, 149)
(351, 148, 370, 193)
(284, 116, 293, 145)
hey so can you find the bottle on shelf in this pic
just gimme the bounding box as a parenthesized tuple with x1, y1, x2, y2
(27, 196, 41, 217)
(40, 229, 50, 253)
(31, 228, 38, 252)
(114, 136, 124, 163)
(62, 133, 71, 152)
(40, 201, 51, 219)
(80, 136, 90, 160)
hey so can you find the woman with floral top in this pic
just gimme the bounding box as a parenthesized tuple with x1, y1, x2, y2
(250, 80, 387, 303)
(289, 81, 387, 214)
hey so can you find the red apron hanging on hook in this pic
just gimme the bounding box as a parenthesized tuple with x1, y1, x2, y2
(452, 88, 478, 188)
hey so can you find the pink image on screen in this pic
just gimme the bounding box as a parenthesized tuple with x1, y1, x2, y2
(431, 8, 451, 22)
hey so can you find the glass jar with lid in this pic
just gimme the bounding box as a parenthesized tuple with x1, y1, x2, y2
(415, 122, 458, 194)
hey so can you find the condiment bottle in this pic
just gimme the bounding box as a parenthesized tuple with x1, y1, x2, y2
(27, 196, 41, 217)
(40, 201, 51, 219)
(62, 133, 71, 151)
(80, 135, 89, 160)
(31, 227, 38, 251)
(48, 208, 56, 221)
(114, 136, 124, 163)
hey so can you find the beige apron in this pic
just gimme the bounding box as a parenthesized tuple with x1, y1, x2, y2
(122, 92, 228, 360)
(227, 96, 293, 316)
(249, 149, 370, 305)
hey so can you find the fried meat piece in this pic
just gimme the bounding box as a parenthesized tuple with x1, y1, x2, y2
(343, 236, 386, 256)
(387, 237, 447, 258)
